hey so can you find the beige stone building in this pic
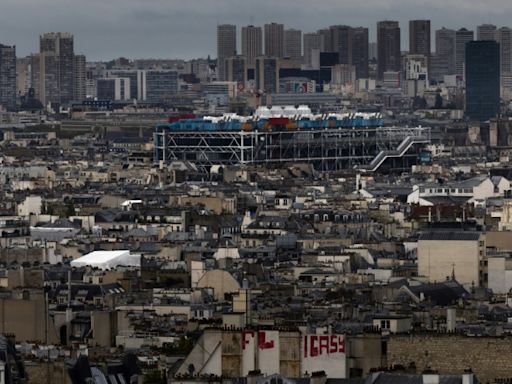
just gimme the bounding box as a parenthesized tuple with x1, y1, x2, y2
(417, 232, 485, 287)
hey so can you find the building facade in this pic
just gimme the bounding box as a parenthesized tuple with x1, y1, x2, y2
(465, 40, 500, 121)
(455, 28, 474, 77)
(434, 27, 456, 79)
(225, 55, 247, 85)
(0, 44, 16, 111)
(32, 32, 76, 107)
(477, 24, 497, 41)
(96, 78, 131, 101)
(303, 33, 324, 69)
(241, 25, 263, 68)
(284, 29, 302, 62)
(418, 232, 485, 287)
(74, 54, 86, 101)
(409, 20, 431, 58)
(255, 56, 279, 94)
(264, 23, 284, 58)
(217, 24, 237, 81)
(352, 27, 369, 79)
(377, 21, 401, 80)
(409, 20, 431, 77)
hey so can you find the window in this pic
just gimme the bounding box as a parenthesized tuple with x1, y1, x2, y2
(380, 320, 391, 329)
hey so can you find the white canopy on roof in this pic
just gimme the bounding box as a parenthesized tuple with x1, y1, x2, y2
(70, 250, 140, 270)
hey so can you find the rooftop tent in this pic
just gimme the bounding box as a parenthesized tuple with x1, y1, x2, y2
(70, 250, 141, 270)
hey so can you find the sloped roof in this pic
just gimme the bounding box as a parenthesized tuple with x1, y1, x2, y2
(406, 280, 469, 306)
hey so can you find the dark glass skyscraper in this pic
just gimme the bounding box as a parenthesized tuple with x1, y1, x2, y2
(465, 40, 500, 121)
(409, 20, 431, 58)
(0, 44, 16, 111)
(329, 25, 368, 79)
(264, 23, 284, 58)
(409, 20, 431, 76)
(352, 27, 369, 79)
(377, 21, 401, 79)
(217, 24, 237, 81)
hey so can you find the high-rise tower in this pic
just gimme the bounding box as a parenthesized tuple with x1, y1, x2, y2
(217, 24, 237, 81)
(377, 21, 401, 79)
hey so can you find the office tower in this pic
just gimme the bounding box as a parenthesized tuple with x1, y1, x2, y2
(105, 70, 139, 100)
(465, 40, 500, 121)
(377, 21, 401, 79)
(409, 20, 430, 75)
(225, 55, 247, 84)
(330, 25, 352, 65)
(430, 54, 449, 83)
(455, 28, 474, 77)
(74, 54, 86, 101)
(36, 32, 75, 106)
(141, 70, 179, 103)
(318, 28, 333, 52)
(352, 27, 369, 79)
(16, 57, 31, 98)
(497, 27, 512, 75)
(241, 25, 262, 68)
(0, 44, 17, 111)
(329, 26, 368, 79)
(284, 29, 302, 62)
(264, 23, 284, 58)
(41, 32, 74, 102)
(96, 78, 131, 101)
(255, 56, 279, 93)
(303, 33, 324, 68)
(217, 24, 237, 81)
(477, 24, 497, 41)
(369, 42, 378, 61)
(434, 27, 456, 80)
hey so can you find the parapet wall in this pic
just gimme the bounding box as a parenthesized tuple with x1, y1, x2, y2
(388, 333, 512, 383)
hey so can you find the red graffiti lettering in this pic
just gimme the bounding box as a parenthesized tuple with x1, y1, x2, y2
(330, 335, 338, 353)
(258, 331, 274, 350)
(242, 331, 254, 350)
(319, 336, 329, 355)
(303, 335, 345, 357)
(338, 335, 345, 353)
(310, 335, 318, 357)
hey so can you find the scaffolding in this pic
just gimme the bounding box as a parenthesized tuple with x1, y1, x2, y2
(154, 125, 431, 172)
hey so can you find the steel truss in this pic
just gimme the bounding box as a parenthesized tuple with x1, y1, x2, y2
(154, 126, 431, 172)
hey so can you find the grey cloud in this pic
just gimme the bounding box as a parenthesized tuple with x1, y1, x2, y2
(2, 0, 512, 60)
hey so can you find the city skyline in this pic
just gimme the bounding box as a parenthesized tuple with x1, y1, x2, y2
(2, 0, 512, 60)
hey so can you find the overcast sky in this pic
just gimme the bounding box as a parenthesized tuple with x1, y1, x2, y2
(2, 0, 512, 60)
